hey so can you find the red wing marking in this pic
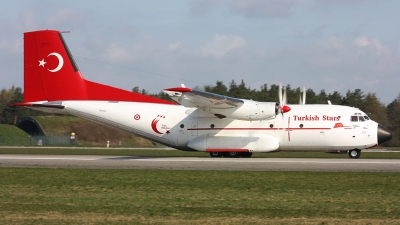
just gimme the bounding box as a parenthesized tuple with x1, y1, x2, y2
(164, 87, 192, 92)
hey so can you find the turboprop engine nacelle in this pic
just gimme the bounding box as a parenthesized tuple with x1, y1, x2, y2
(204, 100, 279, 121)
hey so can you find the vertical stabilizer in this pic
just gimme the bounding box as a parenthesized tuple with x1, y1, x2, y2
(23, 30, 174, 104)
(24, 30, 86, 102)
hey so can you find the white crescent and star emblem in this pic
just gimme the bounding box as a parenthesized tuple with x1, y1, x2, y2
(38, 52, 64, 72)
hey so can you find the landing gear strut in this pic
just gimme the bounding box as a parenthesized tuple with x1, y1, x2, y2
(348, 149, 361, 159)
(227, 152, 240, 158)
(209, 152, 224, 157)
(240, 152, 253, 158)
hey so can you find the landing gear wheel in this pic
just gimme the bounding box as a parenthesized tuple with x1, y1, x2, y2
(241, 152, 253, 158)
(209, 152, 223, 157)
(227, 152, 241, 158)
(348, 149, 361, 159)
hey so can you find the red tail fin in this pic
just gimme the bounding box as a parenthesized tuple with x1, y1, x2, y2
(24, 30, 174, 104)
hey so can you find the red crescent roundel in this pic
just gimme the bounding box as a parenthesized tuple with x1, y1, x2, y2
(151, 118, 163, 134)
(134, 114, 140, 120)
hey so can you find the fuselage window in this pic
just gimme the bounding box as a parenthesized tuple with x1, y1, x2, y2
(358, 116, 365, 122)
(351, 116, 358, 122)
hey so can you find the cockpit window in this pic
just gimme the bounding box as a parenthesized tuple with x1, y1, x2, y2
(364, 116, 370, 120)
(358, 116, 365, 122)
(351, 116, 358, 122)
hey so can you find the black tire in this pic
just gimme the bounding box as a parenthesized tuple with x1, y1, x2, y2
(227, 152, 241, 158)
(348, 149, 361, 159)
(209, 152, 223, 157)
(241, 152, 253, 158)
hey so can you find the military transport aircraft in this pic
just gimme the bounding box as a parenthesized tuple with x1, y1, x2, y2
(13, 30, 393, 158)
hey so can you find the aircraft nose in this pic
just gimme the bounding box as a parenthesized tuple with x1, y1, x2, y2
(377, 124, 392, 145)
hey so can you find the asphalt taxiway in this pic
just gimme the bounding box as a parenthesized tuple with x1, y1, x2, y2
(0, 154, 399, 172)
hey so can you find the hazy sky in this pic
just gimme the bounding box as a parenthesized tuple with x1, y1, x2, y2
(1, 0, 400, 104)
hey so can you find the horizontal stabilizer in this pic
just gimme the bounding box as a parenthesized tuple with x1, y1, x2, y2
(12, 102, 65, 109)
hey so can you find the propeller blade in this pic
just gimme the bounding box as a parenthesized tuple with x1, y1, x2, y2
(279, 83, 283, 107)
(283, 87, 287, 105)
(299, 94, 302, 105)
(277, 84, 291, 114)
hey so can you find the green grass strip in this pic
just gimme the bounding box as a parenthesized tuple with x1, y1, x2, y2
(0, 168, 399, 224)
(0, 147, 400, 159)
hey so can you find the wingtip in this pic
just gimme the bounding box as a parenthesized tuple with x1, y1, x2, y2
(164, 87, 192, 92)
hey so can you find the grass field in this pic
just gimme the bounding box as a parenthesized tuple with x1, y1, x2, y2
(0, 168, 399, 224)
(0, 148, 399, 224)
(0, 125, 31, 146)
(0, 147, 400, 159)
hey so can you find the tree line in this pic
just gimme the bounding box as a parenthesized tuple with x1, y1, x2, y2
(1, 80, 399, 146)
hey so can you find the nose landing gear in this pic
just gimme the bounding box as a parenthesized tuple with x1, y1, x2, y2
(348, 149, 361, 159)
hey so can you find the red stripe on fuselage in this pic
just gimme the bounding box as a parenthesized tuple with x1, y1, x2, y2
(187, 127, 331, 131)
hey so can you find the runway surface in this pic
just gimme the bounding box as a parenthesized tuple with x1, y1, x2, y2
(1, 154, 400, 172)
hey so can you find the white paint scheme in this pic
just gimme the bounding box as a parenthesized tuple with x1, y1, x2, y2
(29, 100, 379, 153)
(19, 30, 391, 158)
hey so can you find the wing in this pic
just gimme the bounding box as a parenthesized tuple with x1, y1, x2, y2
(164, 86, 279, 121)
(163, 87, 243, 109)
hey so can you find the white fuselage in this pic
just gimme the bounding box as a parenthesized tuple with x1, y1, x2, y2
(39, 100, 378, 152)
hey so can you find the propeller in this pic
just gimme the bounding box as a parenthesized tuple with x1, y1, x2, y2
(299, 87, 306, 105)
(278, 84, 291, 114)
(278, 84, 291, 142)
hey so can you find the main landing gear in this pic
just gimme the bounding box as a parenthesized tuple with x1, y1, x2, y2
(348, 149, 361, 159)
(209, 152, 253, 158)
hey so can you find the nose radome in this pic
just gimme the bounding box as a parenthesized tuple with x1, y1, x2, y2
(377, 124, 392, 145)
